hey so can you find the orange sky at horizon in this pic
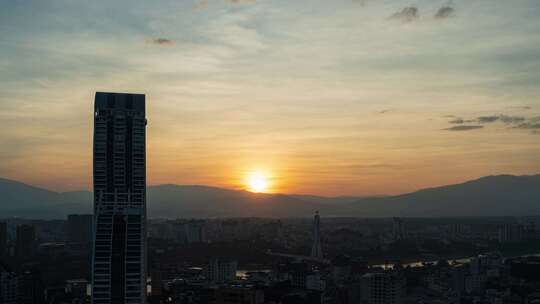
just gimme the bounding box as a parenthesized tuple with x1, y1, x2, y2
(4, 95, 539, 197)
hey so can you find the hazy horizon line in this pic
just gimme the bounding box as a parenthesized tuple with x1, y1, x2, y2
(2, 172, 538, 199)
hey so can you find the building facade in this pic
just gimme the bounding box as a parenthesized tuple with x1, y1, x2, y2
(67, 214, 93, 255)
(0, 266, 17, 304)
(15, 225, 36, 259)
(92, 92, 147, 304)
(206, 258, 238, 284)
(0, 222, 7, 257)
(360, 272, 405, 304)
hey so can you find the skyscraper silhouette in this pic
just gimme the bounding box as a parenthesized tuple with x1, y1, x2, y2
(311, 211, 323, 259)
(92, 92, 147, 304)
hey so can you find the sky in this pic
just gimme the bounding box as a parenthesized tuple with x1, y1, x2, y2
(1, 0, 540, 196)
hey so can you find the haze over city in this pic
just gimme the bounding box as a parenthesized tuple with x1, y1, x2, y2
(2, 0, 540, 196)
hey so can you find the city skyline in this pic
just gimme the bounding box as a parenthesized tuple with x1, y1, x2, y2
(1, 0, 540, 196)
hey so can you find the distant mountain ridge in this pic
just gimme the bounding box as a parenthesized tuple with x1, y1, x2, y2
(0, 174, 538, 219)
(340, 174, 540, 217)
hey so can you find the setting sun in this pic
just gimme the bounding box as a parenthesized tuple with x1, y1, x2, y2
(246, 171, 270, 193)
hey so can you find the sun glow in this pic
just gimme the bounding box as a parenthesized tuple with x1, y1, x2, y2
(245, 171, 270, 193)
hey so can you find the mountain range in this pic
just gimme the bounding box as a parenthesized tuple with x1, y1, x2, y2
(0, 174, 539, 219)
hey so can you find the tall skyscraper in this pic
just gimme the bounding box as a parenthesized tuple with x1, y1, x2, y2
(92, 92, 147, 304)
(311, 211, 323, 259)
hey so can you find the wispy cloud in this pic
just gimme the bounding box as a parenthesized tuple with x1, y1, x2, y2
(516, 122, 540, 129)
(448, 118, 473, 124)
(443, 125, 483, 131)
(449, 118, 464, 124)
(444, 114, 538, 134)
(477, 115, 500, 123)
(389, 7, 419, 23)
(435, 6, 455, 19)
(475, 114, 526, 124)
(499, 115, 526, 124)
(515, 117, 540, 131)
(150, 38, 174, 46)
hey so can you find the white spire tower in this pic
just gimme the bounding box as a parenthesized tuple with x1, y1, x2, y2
(311, 211, 323, 259)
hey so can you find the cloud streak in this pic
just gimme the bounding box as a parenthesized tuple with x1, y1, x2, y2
(448, 118, 474, 124)
(451, 114, 528, 125)
(515, 117, 540, 130)
(443, 125, 483, 131)
(390, 7, 419, 23)
(477, 115, 500, 123)
(444, 114, 539, 134)
(151, 38, 174, 46)
(475, 115, 526, 124)
(435, 6, 455, 19)
(499, 115, 526, 124)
